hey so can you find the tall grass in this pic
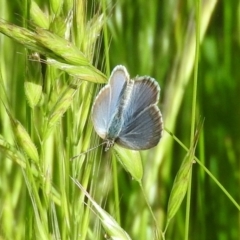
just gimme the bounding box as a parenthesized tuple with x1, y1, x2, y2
(0, 0, 240, 240)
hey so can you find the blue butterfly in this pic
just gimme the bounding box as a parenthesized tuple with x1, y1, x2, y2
(92, 65, 163, 150)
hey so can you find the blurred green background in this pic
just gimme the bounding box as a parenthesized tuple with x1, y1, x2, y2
(0, 0, 240, 239)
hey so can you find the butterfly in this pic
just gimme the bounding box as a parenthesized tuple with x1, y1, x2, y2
(91, 65, 163, 151)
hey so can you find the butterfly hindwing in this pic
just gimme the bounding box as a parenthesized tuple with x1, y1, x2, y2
(117, 104, 163, 150)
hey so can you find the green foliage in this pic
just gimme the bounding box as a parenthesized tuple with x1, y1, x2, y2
(0, 0, 239, 240)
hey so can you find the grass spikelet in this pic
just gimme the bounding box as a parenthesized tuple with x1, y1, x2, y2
(0, 19, 46, 53)
(24, 81, 42, 108)
(46, 59, 106, 83)
(25, 53, 43, 108)
(14, 119, 39, 164)
(165, 127, 200, 229)
(45, 83, 78, 138)
(0, 135, 41, 178)
(166, 153, 193, 225)
(49, 0, 63, 16)
(30, 1, 50, 29)
(3, 106, 39, 164)
(0, 20, 106, 83)
(84, 14, 104, 53)
(113, 145, 143, 182)
(34, 28, 89, 65)
(0, 134, 26, 169)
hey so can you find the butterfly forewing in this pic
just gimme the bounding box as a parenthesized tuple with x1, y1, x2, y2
(91, 65, 129, 140)
(123, 77, 160, 121)
(109, 66, 129, 107)
(91, 85, 111, 139)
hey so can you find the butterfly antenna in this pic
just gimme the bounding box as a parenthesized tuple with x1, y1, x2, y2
(70, 142, 106, 160)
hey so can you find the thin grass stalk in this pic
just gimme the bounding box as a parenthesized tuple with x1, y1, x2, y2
(184, 0, 201, 239)
(165, 127, 240, 212)
(23, 160, 49, 239)
(112, 153, 121, 224)
(101, 0, 110, 75)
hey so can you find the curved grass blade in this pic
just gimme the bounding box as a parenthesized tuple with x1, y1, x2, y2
(72, 178, 132, 240)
